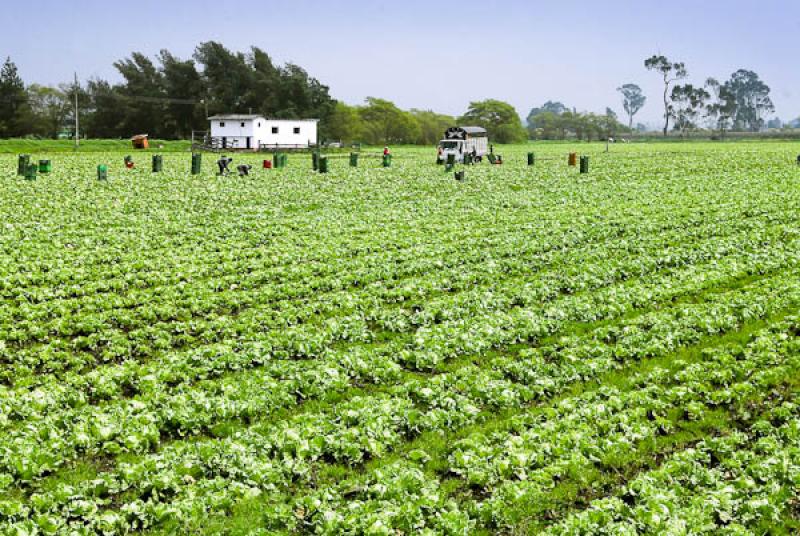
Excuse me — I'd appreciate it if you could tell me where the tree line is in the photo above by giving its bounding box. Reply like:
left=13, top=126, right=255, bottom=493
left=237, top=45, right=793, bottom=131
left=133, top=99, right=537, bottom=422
left=644, top=55, right=777, bottom=137
left=526, top=102, right=630, bottom=141
left=0, top=43, right=335, bottom=140
left=0, top=44, right=528, bottom=145
left=327, top=98, right=528, bottom=145
left=0, top=46, right=796, bottom=144
left=527, top=56, right=787, bottom=140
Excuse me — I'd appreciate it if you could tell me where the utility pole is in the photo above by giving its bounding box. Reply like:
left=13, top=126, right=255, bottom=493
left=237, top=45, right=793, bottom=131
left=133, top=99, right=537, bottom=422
left=74, top=72, right=80, bottom=149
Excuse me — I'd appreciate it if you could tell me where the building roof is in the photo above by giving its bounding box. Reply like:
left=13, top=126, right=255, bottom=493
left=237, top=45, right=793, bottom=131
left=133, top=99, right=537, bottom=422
left=208, top=114, right=319, bottom=122
left=208, top=114, right=264, bottom=121
left=444, top=126, right=488, bottom=140
left=460, top=126, right=487, bottom=135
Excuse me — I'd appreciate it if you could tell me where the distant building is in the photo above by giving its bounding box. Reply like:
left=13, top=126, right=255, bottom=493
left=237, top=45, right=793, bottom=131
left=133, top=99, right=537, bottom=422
left=208, top=115, right=318, bottom=150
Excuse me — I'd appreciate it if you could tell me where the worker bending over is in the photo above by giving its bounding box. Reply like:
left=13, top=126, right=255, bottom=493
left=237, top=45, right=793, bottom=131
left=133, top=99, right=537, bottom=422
left=217, top=156, right=233, bottom=175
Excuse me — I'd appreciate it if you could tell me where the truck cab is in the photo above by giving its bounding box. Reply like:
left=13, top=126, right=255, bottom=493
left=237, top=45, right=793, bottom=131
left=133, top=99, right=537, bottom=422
left=438, top=140, right=465, bottom=162
left=437, top=126, right=488, bottom=164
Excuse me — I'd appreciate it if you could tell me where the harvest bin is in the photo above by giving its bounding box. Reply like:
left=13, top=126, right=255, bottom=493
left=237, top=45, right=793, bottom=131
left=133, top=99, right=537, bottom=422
left=97, top=165, right=108, bottom=181
left=528, top=152, right=535, bottom=166
left=24, top=163, right=37, bottom=181
left=191, top=153, right=202, bottom=175
left=38, top=160, right=52, bottom=173
left=580, top=156, right=590, bottom=174
left=349, top=152, right=358, bottom=167
left=131, top=134, right=149, bottom=149
left=568, top=152, right=577, bottom=166
left=318, top=156, right=329, bottom=174
left=17, top=154, right=30, bottom=176
left=152, top=155, right=163, bottom=173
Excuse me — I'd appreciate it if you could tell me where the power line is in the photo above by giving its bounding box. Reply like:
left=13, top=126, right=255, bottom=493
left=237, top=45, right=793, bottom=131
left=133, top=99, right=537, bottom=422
left=110, top=94, right=197, bottom=105
left=0, top=93, right=198, bottom=105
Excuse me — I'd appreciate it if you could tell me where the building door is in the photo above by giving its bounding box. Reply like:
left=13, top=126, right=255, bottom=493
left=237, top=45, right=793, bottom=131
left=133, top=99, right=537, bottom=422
left=246, top=137, right=251, bottom=149
left=222, top=137, right=227, bottom=149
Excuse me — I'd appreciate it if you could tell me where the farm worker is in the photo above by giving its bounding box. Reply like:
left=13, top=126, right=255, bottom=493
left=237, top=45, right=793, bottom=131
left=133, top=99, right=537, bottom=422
left=124, top=155, right=134, bottom=169
left=237, top=164, right=252, bottom=177
left=217, top=156, right=233, bottom=175
left=383, top=146, right=390, bottom=156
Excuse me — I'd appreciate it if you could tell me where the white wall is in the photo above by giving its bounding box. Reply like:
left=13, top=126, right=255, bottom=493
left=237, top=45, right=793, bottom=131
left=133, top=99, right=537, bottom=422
left=257, top=120, right=318, bottom=148
left=210, top=118, right=261, bottom=149
left=210, top=118, right=318, bottom=148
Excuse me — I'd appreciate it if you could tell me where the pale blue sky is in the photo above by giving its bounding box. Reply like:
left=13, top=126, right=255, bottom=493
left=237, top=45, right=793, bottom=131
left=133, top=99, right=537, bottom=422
left=3, top=0, right=798, bottom=125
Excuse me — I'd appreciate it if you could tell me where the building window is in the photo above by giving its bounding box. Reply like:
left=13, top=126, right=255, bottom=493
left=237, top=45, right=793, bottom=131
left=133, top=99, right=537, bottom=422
left=293, top=127, right=301, bottom=134
left=272, top=127, right=279, bottom=134
left=240, top=122, right=245, bottom=127
left=220, top=122, right=225, bottom=127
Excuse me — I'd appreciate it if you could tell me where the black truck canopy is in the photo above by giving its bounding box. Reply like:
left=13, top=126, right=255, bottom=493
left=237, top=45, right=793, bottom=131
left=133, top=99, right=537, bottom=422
left=444, top=126, right=488, bottom=140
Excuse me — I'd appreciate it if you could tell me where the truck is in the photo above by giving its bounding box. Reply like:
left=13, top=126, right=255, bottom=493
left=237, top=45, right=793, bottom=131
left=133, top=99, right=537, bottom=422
left=437, top=126, right=488, bottom=164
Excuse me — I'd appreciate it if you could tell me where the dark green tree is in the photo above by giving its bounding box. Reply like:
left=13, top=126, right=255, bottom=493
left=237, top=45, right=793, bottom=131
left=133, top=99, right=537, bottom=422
left=529, top=111, right=567, bottom=140
left=83, top=79, right=124, bottom=138
left=359, top=97, right=420, bottom=144
left=0, top=57, right=30, bottom=137
left=669, top=84, right=710, bottom=135
left=159, top=50, right=205, bottom=138
left=192, top=43, right=336, bottom=137
left=705, top=78, right=737, bottom=139
left=244, top=47, right=282, bottom=117
left=723, top=70, right=774, bottom=132
left=325, top=101, right=362, bottom=143
left=460, top=99, right=527, bottom=143
left=409, top=109, right=456, bottom=145
left=526, top=101, right=568, bottom=134
left=274, top=64, right=335, bottom=129
left=194, top=41, right=253, bottom=114
left=617, top=83, right=646, bottom=128
left=114, top=52, right=166, bottom=136
left=26, top=84, right=71, bottom=138
left=645, top=55, right=688, bottom=136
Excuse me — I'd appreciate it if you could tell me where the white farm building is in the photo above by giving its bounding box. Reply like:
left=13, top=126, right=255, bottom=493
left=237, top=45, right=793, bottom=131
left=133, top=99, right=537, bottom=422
left=208, top=115, right=318, bottom=150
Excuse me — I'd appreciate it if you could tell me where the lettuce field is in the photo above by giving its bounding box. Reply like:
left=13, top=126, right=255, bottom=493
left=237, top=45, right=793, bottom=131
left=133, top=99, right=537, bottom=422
left=1, top=142, right=800, bottom=535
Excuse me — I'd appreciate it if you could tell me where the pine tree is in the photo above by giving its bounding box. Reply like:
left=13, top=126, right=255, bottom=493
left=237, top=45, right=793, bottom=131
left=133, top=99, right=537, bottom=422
left=0, top=57, right=29, bottom=137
